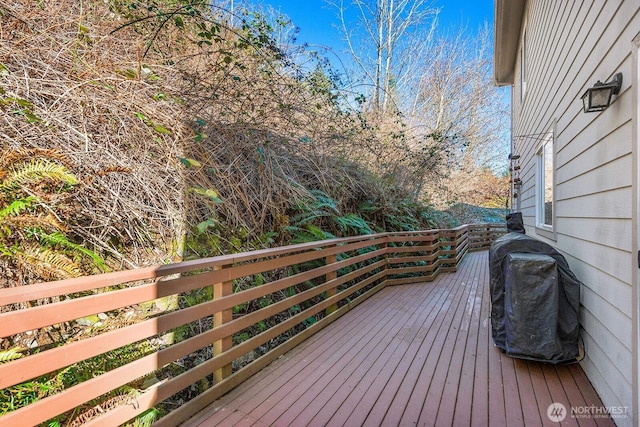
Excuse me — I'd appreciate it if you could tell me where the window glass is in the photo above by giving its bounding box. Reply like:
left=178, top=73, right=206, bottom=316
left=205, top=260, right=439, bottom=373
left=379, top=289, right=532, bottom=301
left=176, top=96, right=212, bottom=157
left=537, top=133, right=553, bottom=228
left=543, top=139, right=553, bottom=226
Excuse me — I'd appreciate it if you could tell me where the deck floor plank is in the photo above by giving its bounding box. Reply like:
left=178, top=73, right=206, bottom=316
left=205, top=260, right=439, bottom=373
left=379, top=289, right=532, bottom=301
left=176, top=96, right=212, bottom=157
left=471, top=253, right=491, bottom=427
left=452, top=254, right=484, bottom=427
left=186, top=251, right=616, bottom=427
left=387, top=272, right=468, bottom=425
left=418, top=256, right=480, bottom=425
left=249, top=287, right=410, bottom=425
left=358, top=273, right=461, bottom=426
left=501, top=352, right=525, bottom=425
left=376, top=273, right=463, bottom=424
left=513, top=358, right=543, bottom=426
left=541, top=363, right=580, bottom=427
left=555, top=366, right=598, bottom=427
left=318, top=274, right=453, bottom=426
left=568, top=364, right=616, bottom=427
left=431, top=253, right=482, bottom=426
left=272, top=285, right=428, bottom=426
left=527, top=361, right=554, bottom=424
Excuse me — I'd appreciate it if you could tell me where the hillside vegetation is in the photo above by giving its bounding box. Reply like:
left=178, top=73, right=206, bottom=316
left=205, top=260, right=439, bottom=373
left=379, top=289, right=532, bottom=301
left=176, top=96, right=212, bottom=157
left=0, top=0, right=508, bottom=285
left=0, top=1, right=509, bottom=423
left=0, top=0, right=514, bottom=293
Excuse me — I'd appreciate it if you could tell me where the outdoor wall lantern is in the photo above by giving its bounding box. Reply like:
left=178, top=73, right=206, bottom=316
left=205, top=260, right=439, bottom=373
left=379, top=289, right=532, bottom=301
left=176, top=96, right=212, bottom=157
left=581, top=72, right=623, bottom=113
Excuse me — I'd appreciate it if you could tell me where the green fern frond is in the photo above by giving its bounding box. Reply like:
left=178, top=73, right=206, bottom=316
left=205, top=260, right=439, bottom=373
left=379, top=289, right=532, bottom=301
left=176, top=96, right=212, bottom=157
left=334, top=213, right=373, bottom=235
left=284, top=224, right=335, bottom=244
left=0, top=196, right=36, bottom=219
left=289, top=190, right=341, bottom=227
left=36, top=231, right=106, bottom=271
left=1, top=159, right=78, bottom=190
left=17, top=247, right=82, bottom=279
left=306, top=224, right=335, bottom=240
left=309, top=190, right=340, bottom=214
left=0, top=348, right=25, bottom=364
left=288, top=211, right=331, bottom=227
left=0, top=148, right=73, bottom=171
left=4, top=214, right=67, bottom=234
left=358, top=200, right=380, bottom=214
left=0, top=243, right=13, bottom=256
left=131, top=408, right=160, bottom=427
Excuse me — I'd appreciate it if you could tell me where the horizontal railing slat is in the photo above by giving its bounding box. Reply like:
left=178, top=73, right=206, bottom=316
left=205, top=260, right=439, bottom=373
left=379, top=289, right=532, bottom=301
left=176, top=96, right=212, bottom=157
left=387, top=253, right=439, bottom=264
left=387, top=244, right=439, bottom=253
left=386, top=233, right=440, bottom=243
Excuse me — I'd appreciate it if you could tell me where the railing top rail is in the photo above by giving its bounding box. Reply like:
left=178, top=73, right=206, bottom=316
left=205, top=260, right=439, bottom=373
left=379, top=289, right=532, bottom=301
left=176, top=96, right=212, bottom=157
left=0, top=226, right=505, bottom=305
left=468, top=223, right=507, bottom=228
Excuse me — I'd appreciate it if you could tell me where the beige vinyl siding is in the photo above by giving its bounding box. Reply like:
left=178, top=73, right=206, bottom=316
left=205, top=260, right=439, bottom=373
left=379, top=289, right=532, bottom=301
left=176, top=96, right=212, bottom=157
left=510, top=1, right=638, bottom=424
left=556, top=121, right=632, bottom=184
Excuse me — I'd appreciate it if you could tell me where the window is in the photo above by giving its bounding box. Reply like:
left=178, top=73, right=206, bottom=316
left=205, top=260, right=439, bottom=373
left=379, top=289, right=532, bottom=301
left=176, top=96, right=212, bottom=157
left=520, top=28, right=527, bottom=101
left=536, top=133, right=554, bottom=228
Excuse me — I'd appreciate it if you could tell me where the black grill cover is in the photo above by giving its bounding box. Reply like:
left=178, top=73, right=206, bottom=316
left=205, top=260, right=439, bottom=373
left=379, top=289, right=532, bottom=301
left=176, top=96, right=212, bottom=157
left=489, top=233, right=581, bottom=363
left=506, top=212, right=525, bottom=234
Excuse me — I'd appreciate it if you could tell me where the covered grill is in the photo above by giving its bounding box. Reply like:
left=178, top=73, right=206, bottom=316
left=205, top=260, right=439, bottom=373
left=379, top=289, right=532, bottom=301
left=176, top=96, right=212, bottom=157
left=489, top=233, right=581, bottom=363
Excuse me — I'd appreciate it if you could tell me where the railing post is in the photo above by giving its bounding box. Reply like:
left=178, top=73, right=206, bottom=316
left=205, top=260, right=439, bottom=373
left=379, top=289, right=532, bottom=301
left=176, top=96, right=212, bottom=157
left=214, top=264, right=233, bottom=382
left=325, top=253, right=338, bottom=315
left=381, top=237, right=388, bottom=279
left=483, top=225, right=491, bottom=249
left=454, top=225, right=469, bottom=268
left=469, top=224, right=477, bottom=250
left=450, top=229, right=459, bottom=269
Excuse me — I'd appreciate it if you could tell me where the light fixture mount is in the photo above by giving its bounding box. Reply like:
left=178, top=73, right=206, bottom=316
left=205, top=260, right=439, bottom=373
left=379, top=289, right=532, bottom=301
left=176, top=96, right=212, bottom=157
left=581, top=72, right=623, bottom=113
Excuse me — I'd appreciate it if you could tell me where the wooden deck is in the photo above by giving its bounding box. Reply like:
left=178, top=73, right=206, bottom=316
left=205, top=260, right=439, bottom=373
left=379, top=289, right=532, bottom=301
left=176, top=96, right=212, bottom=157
left=184, top=251, right=615, bottom=427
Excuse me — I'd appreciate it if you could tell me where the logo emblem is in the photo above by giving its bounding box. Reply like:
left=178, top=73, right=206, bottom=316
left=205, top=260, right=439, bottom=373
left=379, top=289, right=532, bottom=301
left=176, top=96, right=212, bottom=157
left=547, top=402, right=567, bottom=422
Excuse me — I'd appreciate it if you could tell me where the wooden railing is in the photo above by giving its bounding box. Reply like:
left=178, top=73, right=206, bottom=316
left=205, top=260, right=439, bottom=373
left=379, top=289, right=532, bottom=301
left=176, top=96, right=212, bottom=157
left=0, top=223, right=505, bottom=426
left=468, top=223, right=510, bottom=251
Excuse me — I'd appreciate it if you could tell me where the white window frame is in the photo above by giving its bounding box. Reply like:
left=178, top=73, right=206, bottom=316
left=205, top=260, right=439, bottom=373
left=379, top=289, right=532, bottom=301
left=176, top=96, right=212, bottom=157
left=520, top=26, right=527, bottom=102
left=536, top=131, right=554, bottom=230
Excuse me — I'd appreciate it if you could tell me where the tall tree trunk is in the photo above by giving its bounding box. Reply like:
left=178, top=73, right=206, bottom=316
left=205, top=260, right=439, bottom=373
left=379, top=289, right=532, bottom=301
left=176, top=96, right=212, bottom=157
left=374, top=0, right=385, bottom=110
left=382, top=0, right=394, bottom=113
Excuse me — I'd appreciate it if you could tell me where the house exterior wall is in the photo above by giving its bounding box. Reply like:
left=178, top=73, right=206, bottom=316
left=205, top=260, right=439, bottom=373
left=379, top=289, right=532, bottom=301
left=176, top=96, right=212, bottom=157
left=506, top=1, right=639, bottom=425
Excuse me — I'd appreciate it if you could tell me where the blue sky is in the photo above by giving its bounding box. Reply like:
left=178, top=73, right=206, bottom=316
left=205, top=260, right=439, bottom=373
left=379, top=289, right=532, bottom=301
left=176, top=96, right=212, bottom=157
left=250, top=0, right=494, bottom=51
